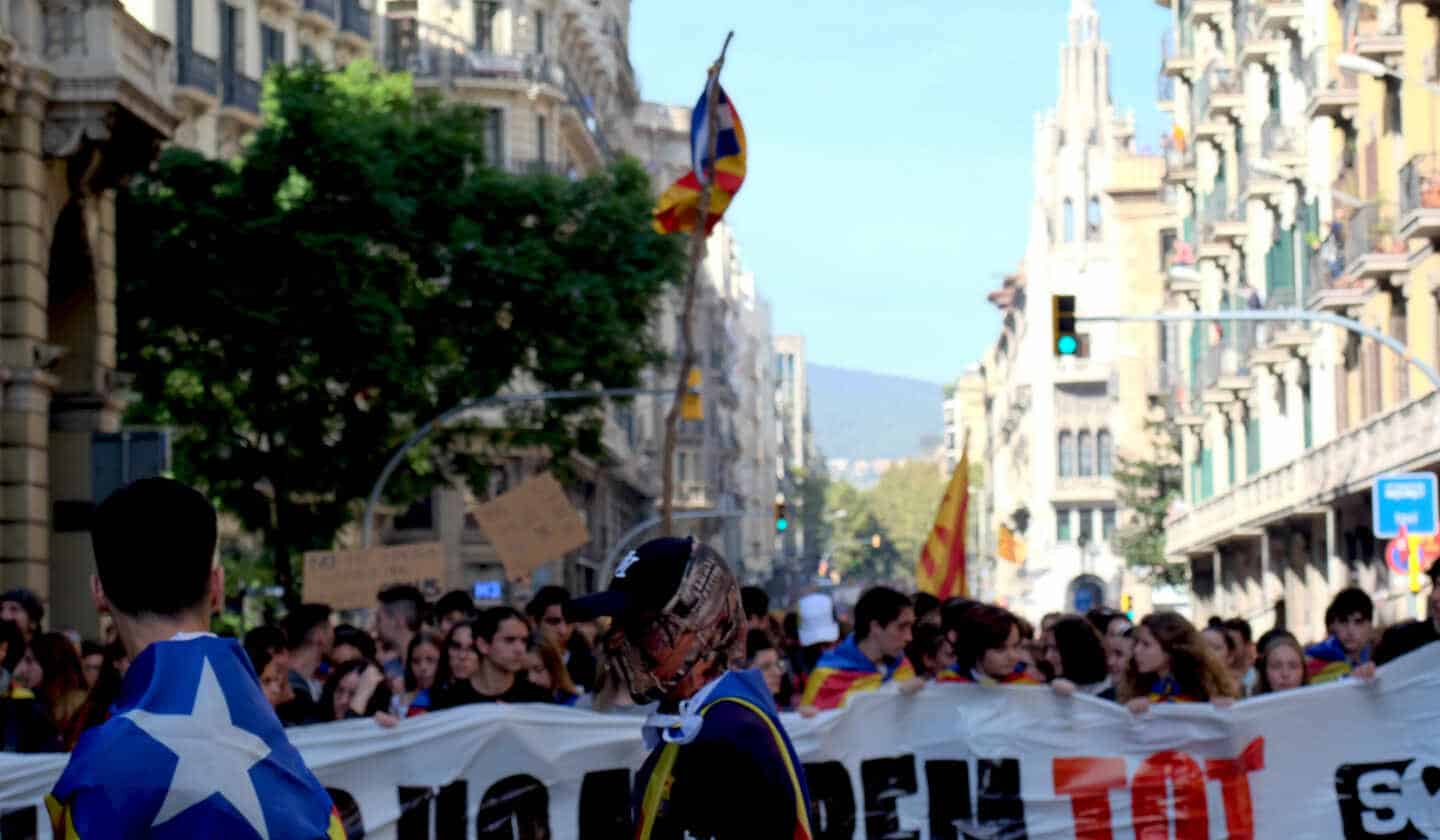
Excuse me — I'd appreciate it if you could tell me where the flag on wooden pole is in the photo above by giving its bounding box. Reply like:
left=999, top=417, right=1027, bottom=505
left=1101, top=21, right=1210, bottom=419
left=918, top=432, right=969, bottom=599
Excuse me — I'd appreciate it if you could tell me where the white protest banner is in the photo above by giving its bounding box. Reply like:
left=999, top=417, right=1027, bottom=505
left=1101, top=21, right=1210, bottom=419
left=3, top=644, right=1439, bottom=839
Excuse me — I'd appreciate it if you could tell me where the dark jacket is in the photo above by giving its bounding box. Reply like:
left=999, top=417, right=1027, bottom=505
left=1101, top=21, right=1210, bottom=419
left=0, top=686, right=61, bottom=753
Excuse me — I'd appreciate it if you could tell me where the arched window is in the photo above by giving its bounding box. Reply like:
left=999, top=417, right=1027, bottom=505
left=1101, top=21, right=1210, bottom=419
left=1058, top=432, right=1075, bottom=477
left=1097, top=430, right=1113, bottom=476
left=1078, top=431, right=1095, bottom=476
left=1063, top=199, right=1075, bottom=242
left=1087, top=196, right=1102, bottom=240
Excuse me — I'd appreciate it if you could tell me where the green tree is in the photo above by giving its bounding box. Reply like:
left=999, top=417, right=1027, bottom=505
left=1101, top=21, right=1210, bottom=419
left=822, top=461, right=949, bottom=587
left=1114, top=417, right=1187, bottom=587
left=118, top=62, right=683, bottom=598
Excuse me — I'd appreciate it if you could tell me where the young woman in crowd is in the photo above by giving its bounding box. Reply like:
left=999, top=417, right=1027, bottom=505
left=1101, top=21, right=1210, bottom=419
left=321, top=659, right=393, bottom=721
left=939, top=604, right=1040, bottom=685
left=1120, top=612, right=1238, bottom=713
left=525, top=638, right=581, bottom=706
left=1042, top=615, right=1112, bottom=697
left=435, top=620, right=480, bottom=696
left=15, top=632, right=90, bottom=748
left=331, top=624, right=377, bottom=667
left=905, top=622, right=956, bottom=680
left=243, top=625, right=294, bottom=711
left=398, top=631, right=443, bottom=717
left=745, top=629, right=790, bottom=709
left=1253, top=630, right=1308, bottom=695
left=78, top=641, right=103, bottom=691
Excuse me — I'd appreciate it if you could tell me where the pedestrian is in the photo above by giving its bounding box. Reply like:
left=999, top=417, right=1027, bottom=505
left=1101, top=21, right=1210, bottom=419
left=375, top=584, right=423, bottom=682
left=745, top=629, right=790, bottom=709
left=243, top=625, right=295, bottom=711
left=576, top=537, right=812, bottom=840
left=1120, top=612, right=1238, bottom=712
left=525, top=637, right=581, bottom=706
left=433, top=589, right=476, bottom=638
left=1306, top=588, right=1377, bottom=683
left=330, top=623, right=377, bottom=666
left=940, top=604, right=1041, bottom=685
left=0, top=587, right=43, bottom=641
left=1373, top=619, right=1438, bottom=666
left=320, top=658, right=392, bottom=721
left=800, top=586, right=919, bottom=712
left=20, top=631, right=90, bottom=749
left=45, top=477, right=344, bottom=838
left=1222, top=617, right=1258, bottom=695
left=1042, top=615, right=1112, bottom=697
left=912, top=592, right=942, bottom=627
left=794, top=591, right=841, bottom=678
left=741, top=586, right=771, bottom=633
left=0, top=619, right=60, bottom=752
left=398, top=630, right=443, bottom=716
left=278, top=603, right=332, bottom=725
left=79, top=641, right=104, bottom=691
left=526, top=585, right=600, bottom=693
left=431, top=608, right=549, bottom=707
left=905, top=622, right=956, bottom=680
left=435, top=619, right=480, bottom=695
left=1253, top=631, right=1307, bottom=695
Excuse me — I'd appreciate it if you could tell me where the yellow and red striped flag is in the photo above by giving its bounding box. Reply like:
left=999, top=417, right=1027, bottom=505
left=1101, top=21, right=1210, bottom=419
left=652, top=83, right=747, bottom=235
left=918, top=432, right=969, bottom=599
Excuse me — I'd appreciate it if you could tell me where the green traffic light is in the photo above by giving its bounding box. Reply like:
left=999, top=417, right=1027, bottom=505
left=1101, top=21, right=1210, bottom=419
left=1057, top=335, right=1078, bottom=355
left=776, top=518, right=789, bottom=532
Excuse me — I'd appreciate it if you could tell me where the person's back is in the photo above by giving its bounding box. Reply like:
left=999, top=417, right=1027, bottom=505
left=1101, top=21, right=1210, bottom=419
left=46, top=477, right=344, bottom=839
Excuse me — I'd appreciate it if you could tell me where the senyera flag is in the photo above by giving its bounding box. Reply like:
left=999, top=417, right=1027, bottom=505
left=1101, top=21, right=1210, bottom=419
left=652, top=81, right=747, bottom=235
left=918, top=431, right=969, bottom=599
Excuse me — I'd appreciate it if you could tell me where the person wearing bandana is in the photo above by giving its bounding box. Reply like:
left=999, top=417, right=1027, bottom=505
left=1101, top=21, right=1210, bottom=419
left=575, top=537, right=812, bottom=840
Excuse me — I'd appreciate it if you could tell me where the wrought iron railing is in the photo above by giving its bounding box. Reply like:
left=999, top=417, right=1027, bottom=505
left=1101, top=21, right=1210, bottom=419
left=340, top=0, right=370, bottom=38
left=177, top=50, right=218, bottom=94
left=222, top=73, right=261, bottom=113
left=1400, top=154, right=1440, bottom=218
left=1342, top=202, right=1399, bottom=269
left=1261, top=110, right=1299, bottom=158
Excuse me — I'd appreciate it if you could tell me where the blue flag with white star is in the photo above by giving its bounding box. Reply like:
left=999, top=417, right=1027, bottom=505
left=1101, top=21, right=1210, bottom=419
left=46, top=635, right=345, bottom=840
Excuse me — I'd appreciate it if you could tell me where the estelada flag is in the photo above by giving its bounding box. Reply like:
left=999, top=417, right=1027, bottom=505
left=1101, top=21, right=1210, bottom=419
left=918, top=432, right=969, bottom=599
left=652, top=82, right=747, bottom=235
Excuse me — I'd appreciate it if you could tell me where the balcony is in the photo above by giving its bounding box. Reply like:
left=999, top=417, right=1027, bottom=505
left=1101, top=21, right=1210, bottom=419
left=1306, top=243, right=1372, bottom=312
left=1167, top=389, right=1440, bottom=557
left=1399, top=154, right=1440, bottom=242
left=219, top=72, right=262, bottom=134
left=1355, top=23, right=1404, bottom=62
left=174, top=50, right=219, bottom=116
left=675, top=482, right=716, bottom=510
left=1201, top=320, right=1256, bottom=395
left=388, top=22, right=566, bottom=90
left=1305, top=50, right=1359, bottom=119
left=1163, top=145, right=1197, bottom=186
left=1207, top=67, right=1244, bottom=118
left=298, top=0, right=337, bottom=36
left=338, top=0, right=372, bottom=47
left=1053, top=356, right=1111, bottom=386
left=1054, top=475, right=1116, bottom=505
left=1161, top=28, right=1195, bottom=79
left=1186, top=0, right=1232, bottom=29
left=1158, top=71, right=1175, bottom=109
left=1342, top=202, right=1408, bottom=280
left=1259, top=111, right=1303, bottom=168
left=259, top=0, right=299, bottom=15
left=1257, top=0, right=1304, bottom=35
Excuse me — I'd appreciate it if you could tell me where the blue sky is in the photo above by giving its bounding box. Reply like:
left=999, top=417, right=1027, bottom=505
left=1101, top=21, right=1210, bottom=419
left=629, top=1, right=1171, bottom=384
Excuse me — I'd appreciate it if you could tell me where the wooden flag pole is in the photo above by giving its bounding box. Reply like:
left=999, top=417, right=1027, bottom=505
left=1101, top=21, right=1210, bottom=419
left=660, top=31, right=734, bottom=538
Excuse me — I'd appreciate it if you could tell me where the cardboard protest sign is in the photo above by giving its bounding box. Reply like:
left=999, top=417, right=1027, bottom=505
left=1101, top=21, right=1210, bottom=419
left=301, top=542, right=446, bottom=610
left=472, top=472, right=590, bottom=581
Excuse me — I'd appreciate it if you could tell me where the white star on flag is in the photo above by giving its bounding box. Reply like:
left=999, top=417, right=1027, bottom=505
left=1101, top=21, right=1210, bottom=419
left=123, top=656, right=274, bottom=839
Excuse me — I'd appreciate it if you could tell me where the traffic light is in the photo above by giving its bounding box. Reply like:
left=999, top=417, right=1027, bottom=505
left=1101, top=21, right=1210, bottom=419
left=774, top=500, right=789, bottom=533
left=1052, top=294, right=1078, bottom=356
left=680, top=367, right=703, bottom=421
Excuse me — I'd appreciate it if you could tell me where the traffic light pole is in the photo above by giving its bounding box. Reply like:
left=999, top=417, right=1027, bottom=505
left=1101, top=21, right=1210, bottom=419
left=1075, top=309, right=1440, bottom=391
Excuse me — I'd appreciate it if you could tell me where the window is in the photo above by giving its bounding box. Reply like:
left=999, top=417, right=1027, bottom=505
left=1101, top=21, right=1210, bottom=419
left=1097, top=430, right=1113, bottom=476
left=219, top=2, right=240, bottom=83
left=1384, top=77, right=1403, bottom=136
left=1058, top=432, right=1075, bottom=477
left=1078, top=431, right=1095, bottom=477
left=394, top=495, right=434, bottom=530
left=1225, top=425, right=1235, bottom=486
left=475, top=0, right=500, bottom=52
left=261, top=24, right=285, bottom=72
left=484, top=107, right=504, bottom=167
left=1159, top=228, right=1177, bottom=271
left=1102, top=509, right=1116, bottom=540
left=177, top=0, right=194, bottom=51
left=1063, top=199, right=1075, bottom=242
left=1057, top=509, right=1072, bottom=543
left=300, top=44, right=318, bottom=65
left=1086, top=196, right=1102, bottom=241
left=536, top=115, right=547, bottom=164
left=534, top=9, right=544, bottom=53
left=1391, top=288, right=1408, bottom=402
left=1079, top=508, right=1094, bottom=544
left=1246, top=416, right=1260, bottom=476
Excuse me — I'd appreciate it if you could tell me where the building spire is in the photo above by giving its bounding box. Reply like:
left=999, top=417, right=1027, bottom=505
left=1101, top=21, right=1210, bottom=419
left=1069, top=0, right=1099, bottom=43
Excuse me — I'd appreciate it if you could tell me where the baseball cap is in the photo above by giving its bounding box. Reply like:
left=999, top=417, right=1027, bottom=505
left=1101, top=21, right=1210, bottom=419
left=572, top=537, right=694, bottom=623
left=797, top=592, right=839, bottom=647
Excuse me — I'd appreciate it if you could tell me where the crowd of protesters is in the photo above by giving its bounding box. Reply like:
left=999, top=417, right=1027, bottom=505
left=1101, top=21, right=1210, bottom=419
left=1, top=556, right=1437, bottom=752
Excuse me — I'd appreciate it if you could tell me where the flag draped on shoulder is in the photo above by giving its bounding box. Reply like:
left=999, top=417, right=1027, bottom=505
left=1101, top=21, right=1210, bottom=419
left=46, top=635, right=345, bottom=840
left=800, top=636, right=914, bottom=711
left=652, top=80, right=747, bottom=235
left=918, top=432, right=970, bottom=600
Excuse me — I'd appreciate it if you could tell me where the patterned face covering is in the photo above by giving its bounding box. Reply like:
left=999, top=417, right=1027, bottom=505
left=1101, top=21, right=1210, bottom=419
left=602, top=543, right=746, bottom=704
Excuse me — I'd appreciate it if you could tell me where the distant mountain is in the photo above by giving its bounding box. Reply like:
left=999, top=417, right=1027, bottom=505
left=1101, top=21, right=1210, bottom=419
left=808, top=364, right=945, bottom=464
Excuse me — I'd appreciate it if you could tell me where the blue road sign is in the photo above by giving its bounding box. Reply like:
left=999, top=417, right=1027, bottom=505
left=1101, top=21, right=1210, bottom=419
left=1372, top=473, right=1439, bottom=538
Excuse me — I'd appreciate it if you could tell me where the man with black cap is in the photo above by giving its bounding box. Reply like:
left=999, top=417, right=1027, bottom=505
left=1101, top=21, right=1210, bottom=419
left=575, top=537, right=812, bottom=840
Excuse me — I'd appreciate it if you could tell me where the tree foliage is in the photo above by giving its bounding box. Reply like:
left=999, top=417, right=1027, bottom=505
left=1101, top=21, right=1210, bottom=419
left=1114, top=416, right=1187, bottom=587
left=823, top=461, right=950, bottom=586
left=117, top=62, right=683, bottom=597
